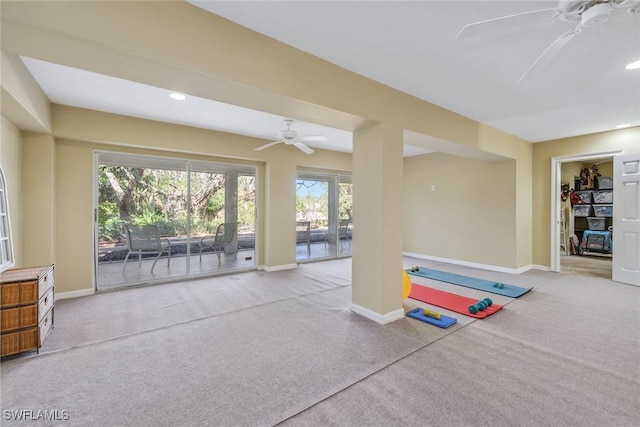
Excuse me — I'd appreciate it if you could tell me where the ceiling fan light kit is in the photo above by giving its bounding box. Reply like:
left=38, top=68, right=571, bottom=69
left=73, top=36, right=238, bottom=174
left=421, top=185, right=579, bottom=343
left=580, top=3, right=611, bottom=25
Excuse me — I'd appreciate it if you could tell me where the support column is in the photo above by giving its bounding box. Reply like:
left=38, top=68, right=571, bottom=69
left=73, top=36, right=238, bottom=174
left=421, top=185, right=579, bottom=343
left=351, top=123, right=404, bottom=324
left=262, top=156, right=297, bottom=270
left=22, top=132, right=55, bottom=266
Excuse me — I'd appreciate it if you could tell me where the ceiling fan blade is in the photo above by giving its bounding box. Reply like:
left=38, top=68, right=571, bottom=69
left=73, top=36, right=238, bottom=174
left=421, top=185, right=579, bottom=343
left=613, top=0, right=640, bottom=8
left=254, top=140, right=284, bottom=151
left=457, top=7, right=558, bottom=39
left=293, top=142, right=315, bottom=155
left=298, top=135, right=327, bottom=142
left=517, top=25, right=581, bottom=84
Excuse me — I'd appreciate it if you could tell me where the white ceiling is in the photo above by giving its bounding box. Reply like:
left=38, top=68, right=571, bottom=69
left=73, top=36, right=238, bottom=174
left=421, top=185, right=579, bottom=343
left=20, top=0, right=640, bottom=159
left=191, top=0, right=640, bottom=142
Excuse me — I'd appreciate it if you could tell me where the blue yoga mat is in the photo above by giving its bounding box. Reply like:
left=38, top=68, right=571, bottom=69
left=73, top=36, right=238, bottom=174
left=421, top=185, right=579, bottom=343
left=407, top=267, right=532, bottom=298
left=406, top=308, right=457, bottom=328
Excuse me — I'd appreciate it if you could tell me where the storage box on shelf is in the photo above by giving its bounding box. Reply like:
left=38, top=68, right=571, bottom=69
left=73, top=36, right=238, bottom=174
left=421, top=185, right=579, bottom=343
left=587, top=217, right=606, bottom=231
left=594, top=204, right=613, bottom=217
left=575, top=191, right=592, bottom=204
left=596, top=176, right=613, bottom=190
left=592, top=190, right=613, bottom=204
left=0, top=265, right=55, bottom=357
left=573, top=204, right=592, bottom=217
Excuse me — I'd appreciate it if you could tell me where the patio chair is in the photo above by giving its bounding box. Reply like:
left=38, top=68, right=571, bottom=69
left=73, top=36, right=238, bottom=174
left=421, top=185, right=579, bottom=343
left=338, top=218, right=351, bottom=250
left=296, top=221, right=311, bottom=256
left=122, top=224, right=172, bottom=274
left=199, top=222, right=238, bottom=265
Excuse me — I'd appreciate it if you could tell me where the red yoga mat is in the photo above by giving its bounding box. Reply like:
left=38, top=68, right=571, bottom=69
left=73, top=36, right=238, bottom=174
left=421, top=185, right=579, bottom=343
left=409, top=283, right=503, bottom=319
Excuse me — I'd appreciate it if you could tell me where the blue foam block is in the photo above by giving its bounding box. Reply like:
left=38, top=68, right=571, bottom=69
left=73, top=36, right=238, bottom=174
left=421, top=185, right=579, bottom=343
left=407, top=267, right=532, bottom=298
left=406, top=308, right=457, bottom=328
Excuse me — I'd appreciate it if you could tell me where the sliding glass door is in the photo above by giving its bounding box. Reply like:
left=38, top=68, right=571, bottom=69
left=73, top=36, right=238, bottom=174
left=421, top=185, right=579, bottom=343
left=188, top=162, right=256, bottom=276
left=96, top=152, right=256, bottom=291
left=296, top=172, right=352, bottom=262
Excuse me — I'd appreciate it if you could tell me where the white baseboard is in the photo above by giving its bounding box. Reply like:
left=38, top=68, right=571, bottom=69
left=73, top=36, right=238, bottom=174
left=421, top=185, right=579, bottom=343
left=56, top=288, right=95, bottom=300
left=531, top=264, right=551, bottom=272
left=350, top=304, right=404, bottom=325
left=257, top=263, right=298, bottom=272
left=403, top=252, right=533, bottom=275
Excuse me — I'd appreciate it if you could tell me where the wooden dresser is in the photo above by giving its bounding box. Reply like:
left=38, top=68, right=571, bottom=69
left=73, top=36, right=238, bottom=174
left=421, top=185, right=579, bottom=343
left=0, top=265, right=55, bottom=357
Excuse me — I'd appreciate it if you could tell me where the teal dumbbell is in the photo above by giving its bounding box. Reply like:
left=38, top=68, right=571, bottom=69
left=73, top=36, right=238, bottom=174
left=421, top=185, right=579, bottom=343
left=469, top=301, right=484, bottom=313
left=469, top=299, right=493, bottom=314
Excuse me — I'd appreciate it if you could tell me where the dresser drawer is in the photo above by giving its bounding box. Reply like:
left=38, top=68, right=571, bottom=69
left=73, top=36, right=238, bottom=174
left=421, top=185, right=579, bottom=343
left=1, top=327, right=39, bottom=357
left=0, top=281, right=38, bottom=308
left=1, top=304, right=38, bottom=332
left=38, top=267, right=55, bottom=298
left=38, top=288, right=54, bottom=323
left=39, top=307, right=54, bottom=346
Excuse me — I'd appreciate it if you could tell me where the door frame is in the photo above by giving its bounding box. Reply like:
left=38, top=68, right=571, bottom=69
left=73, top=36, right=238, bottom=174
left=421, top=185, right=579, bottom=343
left=550, top=150, right=623, bottom=272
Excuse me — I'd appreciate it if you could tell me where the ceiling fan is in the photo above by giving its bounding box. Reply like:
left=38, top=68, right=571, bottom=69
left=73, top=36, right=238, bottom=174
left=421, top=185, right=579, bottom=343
left=254, top=119, right=327, bottom=155
left=457, top=0, right=640, bottom=84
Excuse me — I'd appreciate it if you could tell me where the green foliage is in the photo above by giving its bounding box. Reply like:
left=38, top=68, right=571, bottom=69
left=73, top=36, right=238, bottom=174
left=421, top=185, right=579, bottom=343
left=98, top=164, right=256, bottom=241
left=98, top=201, right=124, bottom=241
left=339, top=182, right=353, bottom=219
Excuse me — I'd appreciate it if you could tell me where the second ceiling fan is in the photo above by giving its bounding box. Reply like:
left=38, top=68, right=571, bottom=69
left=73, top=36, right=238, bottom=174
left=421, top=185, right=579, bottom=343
left=457, top=0, right=640, bottom=84
left=255, top=119, right=327, bottom=155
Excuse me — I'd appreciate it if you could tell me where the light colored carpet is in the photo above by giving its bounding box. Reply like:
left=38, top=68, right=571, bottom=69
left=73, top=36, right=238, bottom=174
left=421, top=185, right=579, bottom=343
left=1, top=257, right=638, bottom=426
left=561, top=253, right=612, bottom=279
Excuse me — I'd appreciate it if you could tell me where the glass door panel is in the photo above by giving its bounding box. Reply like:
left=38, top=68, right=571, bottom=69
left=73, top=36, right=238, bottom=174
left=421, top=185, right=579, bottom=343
left=296, top=177, right=335, bottom=261
left=188, top=162, right=256, bottom=276
left=337, top=178, right=353, bottom=257
left=96, top=157, right=187, bottom=290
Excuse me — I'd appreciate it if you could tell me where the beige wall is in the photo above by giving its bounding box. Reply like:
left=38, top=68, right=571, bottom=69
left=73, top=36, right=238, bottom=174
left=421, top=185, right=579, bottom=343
left=0, top=116, right=23, bottom=266
left=54, top=140, right=94, bottom=293
left=532, top=127, right=640, bottom=267
left=404, top=153, right=517, bottom=268
left=22, top=132, right=55, bottom=267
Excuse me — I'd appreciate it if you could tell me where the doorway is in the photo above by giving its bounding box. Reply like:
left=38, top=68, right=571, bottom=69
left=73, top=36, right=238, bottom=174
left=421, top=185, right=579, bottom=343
left=550, top=150, right=622, bottom=277
left=296, top=171, right=352, bottom=262
left=559, top=158, right=614, bottom=279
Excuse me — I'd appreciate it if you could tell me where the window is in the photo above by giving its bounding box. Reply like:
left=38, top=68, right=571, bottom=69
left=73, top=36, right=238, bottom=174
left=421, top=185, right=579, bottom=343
left=0, top=166, right=15, bottom=273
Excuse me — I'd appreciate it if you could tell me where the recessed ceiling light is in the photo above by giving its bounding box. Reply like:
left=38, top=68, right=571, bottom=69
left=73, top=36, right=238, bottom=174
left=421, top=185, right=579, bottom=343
left=625, top=59, right=640, bottom=70
left=169, top=92, right=186, bottom=101
left=615, top=123, right=631, bottom=129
